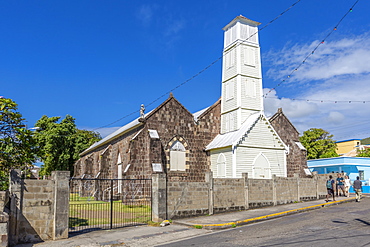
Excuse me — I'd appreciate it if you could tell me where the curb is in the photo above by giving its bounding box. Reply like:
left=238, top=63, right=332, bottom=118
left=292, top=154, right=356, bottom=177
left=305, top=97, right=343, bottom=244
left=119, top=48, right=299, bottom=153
left=176, top=197, right=356, bottom=230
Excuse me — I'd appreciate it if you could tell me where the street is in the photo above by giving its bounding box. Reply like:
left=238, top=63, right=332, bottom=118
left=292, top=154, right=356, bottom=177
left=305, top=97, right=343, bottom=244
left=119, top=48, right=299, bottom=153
left=159, top=197, right=370, bottom=247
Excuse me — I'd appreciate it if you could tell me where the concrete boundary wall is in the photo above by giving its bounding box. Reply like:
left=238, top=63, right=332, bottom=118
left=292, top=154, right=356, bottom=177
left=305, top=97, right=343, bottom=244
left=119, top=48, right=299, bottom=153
left=155, top=172, right=328, bottom=220
left=5, top=170, right=70, bottom=246
left=0, top=191, right=9, bottom=247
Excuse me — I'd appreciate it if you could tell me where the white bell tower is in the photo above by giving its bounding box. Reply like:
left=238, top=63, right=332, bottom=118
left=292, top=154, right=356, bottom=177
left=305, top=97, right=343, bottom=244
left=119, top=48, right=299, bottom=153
left=221, top=16, right=263, bottom=134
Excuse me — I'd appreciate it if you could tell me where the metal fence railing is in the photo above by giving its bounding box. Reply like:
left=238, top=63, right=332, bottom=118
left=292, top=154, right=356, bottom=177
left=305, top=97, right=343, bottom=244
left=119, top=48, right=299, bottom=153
left=69, top=178, right=152, bottom=233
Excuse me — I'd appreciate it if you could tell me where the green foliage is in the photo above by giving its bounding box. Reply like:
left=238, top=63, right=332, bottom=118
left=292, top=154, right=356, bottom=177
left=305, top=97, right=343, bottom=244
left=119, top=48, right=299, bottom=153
left=0, top=170, right=9, bottom=191
left=194, top=225, right=203, bottom=229
left=0, top=98, right=37, bottom=187
left=33, top=115, right=101, bottom=176
left=299, top=128, right=338, bottom=160
left=357, top=148, right=370, bottom=157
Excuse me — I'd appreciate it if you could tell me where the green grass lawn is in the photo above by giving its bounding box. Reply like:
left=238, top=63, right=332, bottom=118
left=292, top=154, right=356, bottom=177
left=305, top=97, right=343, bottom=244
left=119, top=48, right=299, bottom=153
left=69, top=193, right=151, bottom=228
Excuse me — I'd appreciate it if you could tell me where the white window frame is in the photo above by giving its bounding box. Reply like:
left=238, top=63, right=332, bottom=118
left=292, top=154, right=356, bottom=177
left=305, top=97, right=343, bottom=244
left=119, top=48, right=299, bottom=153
left=170, top=141, right=186, bottom=171
left=217, top=153, right=226, bottom=177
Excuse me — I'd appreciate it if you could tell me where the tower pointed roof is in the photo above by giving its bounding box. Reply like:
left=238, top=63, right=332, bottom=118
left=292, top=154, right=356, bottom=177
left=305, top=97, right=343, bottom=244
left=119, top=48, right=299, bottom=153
left=223, top=15, right=261, bottom=31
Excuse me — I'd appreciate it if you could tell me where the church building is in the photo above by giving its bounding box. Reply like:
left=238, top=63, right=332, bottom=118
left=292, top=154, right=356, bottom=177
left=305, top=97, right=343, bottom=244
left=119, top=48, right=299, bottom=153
left=74, top=16, right=307, bottom=181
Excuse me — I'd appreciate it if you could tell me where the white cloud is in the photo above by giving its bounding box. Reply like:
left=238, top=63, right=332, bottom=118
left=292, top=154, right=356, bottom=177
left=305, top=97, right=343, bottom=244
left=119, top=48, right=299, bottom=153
left=265, top=33, right=370, bottom=82
left=263, top=33, right=370, bottom=140
left=137, top=4, right=157, bottom=26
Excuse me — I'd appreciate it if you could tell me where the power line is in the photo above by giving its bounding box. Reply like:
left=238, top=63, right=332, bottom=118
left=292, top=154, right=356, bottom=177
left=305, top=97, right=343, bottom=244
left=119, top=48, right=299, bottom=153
left=93, top=0, right=304, bottom=131
left=264, top=0, right=361, bottom=97
left=265, top=96, right=370, bottom=104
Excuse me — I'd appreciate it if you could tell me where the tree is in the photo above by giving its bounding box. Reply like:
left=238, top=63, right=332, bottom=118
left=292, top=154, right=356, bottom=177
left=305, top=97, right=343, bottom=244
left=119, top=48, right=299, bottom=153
left=299, top=128, right=338, bottom=160
left=357, top=148, right=370, bottom=157
left=0, top=98, right=37, bottom=189
left=33, top=115, right=101, bottom=176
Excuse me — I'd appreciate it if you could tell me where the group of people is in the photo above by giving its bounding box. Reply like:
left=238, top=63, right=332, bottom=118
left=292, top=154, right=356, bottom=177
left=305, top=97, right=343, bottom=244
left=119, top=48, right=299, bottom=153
left=326, top=173, right=363, bottom=202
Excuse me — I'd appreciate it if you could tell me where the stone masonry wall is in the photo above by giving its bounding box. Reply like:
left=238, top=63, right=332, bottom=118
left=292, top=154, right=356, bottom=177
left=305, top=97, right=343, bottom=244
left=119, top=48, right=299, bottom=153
left=269, top=109, right=308, bottom=178
left=76, top=95, right=222, bottom=184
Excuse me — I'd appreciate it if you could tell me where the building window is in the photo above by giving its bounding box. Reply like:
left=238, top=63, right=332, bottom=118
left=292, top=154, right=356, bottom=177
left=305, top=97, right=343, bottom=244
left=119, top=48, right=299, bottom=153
left=217, top=154, right=226, bottom=177
left=245, top=79, right=256, bottom=98
left=225, top=80, right=234, bottom=101
left=243, top=47, right=256, bottom=67
left=225, top=49, right=235, bottom=69
left=359, top=170, right=364, bottom=180
left=170, top=141, right=186, bottom=171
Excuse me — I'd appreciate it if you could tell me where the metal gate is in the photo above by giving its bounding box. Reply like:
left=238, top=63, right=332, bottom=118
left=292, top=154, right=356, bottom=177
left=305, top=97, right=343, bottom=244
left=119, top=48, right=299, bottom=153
left=69, top=177, right=152, bottom=233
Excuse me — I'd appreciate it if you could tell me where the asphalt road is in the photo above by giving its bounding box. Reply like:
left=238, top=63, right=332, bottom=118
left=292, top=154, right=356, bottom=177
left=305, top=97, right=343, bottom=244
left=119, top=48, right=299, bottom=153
left=159, top=197, right=370, bottom=247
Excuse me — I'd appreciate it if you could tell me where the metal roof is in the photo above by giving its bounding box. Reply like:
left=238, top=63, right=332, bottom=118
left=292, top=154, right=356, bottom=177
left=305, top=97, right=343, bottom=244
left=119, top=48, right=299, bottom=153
left=205, top=112, right=260, bottom=151
left=307, top=157, right=370, bottom=168
left=80, top=106, right=211, bottom=156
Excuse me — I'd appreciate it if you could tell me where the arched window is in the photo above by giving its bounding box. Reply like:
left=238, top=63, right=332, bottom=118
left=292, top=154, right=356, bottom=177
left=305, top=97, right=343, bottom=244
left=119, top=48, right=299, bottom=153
left=252, top=153, right=271, bottom=179
left=170, top=141, right=186, bottom=171
left=216, top=153, right=226, bottom=177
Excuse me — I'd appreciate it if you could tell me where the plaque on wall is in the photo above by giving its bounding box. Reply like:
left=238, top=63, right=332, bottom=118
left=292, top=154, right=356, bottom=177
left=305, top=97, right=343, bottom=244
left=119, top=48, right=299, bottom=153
left=304, top=168, right=312, bottom=176
left=152, top=163, right=163, bottom=172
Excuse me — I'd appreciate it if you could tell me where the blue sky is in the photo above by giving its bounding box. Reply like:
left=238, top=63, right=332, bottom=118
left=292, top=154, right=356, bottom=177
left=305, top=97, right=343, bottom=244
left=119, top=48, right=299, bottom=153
left=2, top=0, right=370, bottom=141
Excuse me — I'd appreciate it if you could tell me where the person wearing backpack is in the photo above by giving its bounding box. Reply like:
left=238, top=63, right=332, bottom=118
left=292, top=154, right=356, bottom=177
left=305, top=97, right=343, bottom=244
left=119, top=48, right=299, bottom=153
left=326, top=175, right=335, bottom=202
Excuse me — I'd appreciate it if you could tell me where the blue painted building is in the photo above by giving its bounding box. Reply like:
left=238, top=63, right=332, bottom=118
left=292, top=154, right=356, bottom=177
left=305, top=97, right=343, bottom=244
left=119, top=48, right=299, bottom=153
left=307, top=157, right=370, bottom=186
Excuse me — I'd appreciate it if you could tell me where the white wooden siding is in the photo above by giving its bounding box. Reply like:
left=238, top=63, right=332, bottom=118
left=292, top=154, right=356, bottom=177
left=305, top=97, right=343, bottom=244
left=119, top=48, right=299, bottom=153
left=241, top=118, right=283, bottom=148
left=210, top=147, right=233, bottom=178
left=241, top=45, right=261, bottom=78
left=233, top=118, right=286, bottom=178
left=235, top=147, right=286, bottom=178
left=222, top=78, right=237, bottom=113
left=241, top=77, right=262, bottom=111
left=222, top=45, right=238, bottom=81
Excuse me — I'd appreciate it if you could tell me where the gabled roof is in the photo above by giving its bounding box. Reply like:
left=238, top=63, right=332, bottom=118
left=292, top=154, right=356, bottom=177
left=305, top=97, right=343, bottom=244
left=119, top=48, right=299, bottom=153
left=205, top=112, right=261, bottom=151
left=80, top=113, right=147, bottom=156
left=192, top=98, right=221, bottom=122
left=269, top=108, right=299, bottom=135
left=80, top=94, right=217, bottom=156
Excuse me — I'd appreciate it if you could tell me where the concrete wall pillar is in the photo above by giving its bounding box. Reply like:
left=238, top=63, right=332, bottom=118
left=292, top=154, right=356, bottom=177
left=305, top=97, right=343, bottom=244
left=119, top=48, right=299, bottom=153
left=52, top=171, right=70, bottom=240
left=272, top=175, right=277, bottom=206
left=8, top=169, right=22, bottom=246
left=152, top=173, right=167, bottom=222
left=294, top=173, right=300, bottom=202
left=0, top=191, right=9, bottom=247
left=242, top=173, right=249, bottom=210
left=205, top=172, right=213, bottom=215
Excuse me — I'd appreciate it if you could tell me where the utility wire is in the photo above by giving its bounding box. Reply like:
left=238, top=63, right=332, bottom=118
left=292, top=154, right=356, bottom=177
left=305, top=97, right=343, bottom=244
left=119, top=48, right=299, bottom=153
left=264, top=0, right=361, bottom=97
left=93, top=0, right=303, bottom=131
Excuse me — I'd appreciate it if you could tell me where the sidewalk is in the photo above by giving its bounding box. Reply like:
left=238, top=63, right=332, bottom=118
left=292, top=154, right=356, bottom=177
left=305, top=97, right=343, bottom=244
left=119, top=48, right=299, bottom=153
left=175, top=196, right=356, bottom=230
left=15, top=196, right=357, bottom=247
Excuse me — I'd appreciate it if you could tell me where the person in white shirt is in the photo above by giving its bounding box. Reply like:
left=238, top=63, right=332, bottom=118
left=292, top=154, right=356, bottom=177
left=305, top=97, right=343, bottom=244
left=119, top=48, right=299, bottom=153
left=344, top=175, right=351, bottom=197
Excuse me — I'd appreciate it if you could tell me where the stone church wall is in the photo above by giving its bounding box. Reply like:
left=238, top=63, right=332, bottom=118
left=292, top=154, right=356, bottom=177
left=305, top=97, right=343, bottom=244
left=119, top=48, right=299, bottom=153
left=76, top=96, right=221, bottom=183
left=269, top=109, right=308, bottom=178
